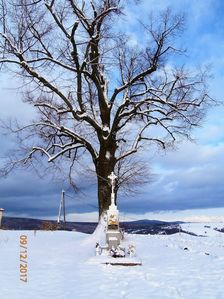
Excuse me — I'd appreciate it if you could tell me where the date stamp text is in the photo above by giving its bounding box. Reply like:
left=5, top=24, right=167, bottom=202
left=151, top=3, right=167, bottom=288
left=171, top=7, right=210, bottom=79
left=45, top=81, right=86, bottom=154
left=19, top=235, right=28, bottom=282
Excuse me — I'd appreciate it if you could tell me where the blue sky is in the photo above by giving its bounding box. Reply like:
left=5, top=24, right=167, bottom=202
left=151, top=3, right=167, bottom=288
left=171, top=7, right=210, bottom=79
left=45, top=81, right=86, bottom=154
left=0, top=0, right=224, bottom=222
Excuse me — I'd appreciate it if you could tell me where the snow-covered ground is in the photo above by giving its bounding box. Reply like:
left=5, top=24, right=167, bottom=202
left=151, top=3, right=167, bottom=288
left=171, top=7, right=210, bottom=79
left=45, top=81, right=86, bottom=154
left=1, top=222, right=224, bottom=299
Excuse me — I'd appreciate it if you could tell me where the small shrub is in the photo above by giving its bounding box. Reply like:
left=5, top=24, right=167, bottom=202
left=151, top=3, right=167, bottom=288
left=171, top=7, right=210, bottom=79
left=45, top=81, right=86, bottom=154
left=40, top=221, right=59, bottom=231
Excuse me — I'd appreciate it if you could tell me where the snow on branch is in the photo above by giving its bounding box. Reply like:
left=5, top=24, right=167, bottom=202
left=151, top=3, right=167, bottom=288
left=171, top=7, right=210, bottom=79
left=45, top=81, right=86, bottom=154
left=0, top=2, right=214, bottom=205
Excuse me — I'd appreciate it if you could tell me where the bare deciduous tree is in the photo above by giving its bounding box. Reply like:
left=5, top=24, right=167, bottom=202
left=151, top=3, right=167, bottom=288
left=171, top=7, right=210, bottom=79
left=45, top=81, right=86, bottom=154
left=0, top=0, right=212, bottom=216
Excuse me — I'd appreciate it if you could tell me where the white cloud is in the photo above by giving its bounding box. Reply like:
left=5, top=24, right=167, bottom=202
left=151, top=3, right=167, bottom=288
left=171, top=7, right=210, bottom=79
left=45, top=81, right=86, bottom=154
left=154, top=140, right=224, bottom=171
left=124, top=207, right=224, bottom=223
left=66, top=212, right=98, bottom=222
left=0, top=75, right=35, bottom=121
left=66, top=207, right=224, bottom=223
left=1, top=1, right=224, bottom=218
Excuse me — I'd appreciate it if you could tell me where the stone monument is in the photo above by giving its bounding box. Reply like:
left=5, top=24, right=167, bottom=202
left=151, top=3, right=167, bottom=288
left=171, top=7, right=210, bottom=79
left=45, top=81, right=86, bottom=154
left=93, top=172, right=142, bottom=265
left=106, top=172, right=122, bottom=250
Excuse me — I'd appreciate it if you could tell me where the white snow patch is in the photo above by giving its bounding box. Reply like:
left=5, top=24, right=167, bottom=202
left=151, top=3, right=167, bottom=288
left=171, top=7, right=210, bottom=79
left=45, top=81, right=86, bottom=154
left=78, top=112, right=87, bottom=118
left=102, top=125, right=110, bottom=133
left=181, top=222, right=224, bottom=237
left=1, top=222, right=224, bottom=298
left=85, top=213, right=107, bottom=245
left=105, top=151, right=110, bottom=160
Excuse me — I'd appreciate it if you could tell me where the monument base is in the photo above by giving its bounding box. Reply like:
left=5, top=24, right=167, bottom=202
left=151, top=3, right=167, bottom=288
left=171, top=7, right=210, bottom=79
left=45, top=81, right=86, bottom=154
left=88, top=255, right=142, bottom=266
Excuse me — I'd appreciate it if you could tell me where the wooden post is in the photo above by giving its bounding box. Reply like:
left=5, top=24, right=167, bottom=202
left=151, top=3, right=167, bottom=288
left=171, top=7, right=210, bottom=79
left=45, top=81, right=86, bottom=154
left=0, top=208, right=4, bottom=228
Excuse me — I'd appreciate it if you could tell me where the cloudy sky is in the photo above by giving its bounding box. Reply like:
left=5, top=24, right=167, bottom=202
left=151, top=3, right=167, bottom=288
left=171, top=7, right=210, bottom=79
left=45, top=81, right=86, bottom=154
left=0, top=0, right=224, bottom=222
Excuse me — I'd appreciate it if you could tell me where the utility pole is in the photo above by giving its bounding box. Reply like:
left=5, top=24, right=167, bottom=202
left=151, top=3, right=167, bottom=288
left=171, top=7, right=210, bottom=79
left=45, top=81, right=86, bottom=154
left=57, top=190, right=66, bottom=227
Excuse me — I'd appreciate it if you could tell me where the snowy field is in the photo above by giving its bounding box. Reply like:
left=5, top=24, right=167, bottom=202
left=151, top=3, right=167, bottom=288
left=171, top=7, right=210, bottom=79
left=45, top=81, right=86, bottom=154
left=1, top=222, right=224, bottom=299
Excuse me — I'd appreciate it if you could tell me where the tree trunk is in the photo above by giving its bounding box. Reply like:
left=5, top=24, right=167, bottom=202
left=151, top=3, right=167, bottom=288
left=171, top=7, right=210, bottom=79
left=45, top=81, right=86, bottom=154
left=95, top=149, right=117, bottom=217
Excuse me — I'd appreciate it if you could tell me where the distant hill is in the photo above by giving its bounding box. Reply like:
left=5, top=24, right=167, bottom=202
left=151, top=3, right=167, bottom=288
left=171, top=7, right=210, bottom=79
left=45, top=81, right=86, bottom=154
left=122, top=219, right=184, bottom=225
left=2, top=216, right=96, bottom=234
left=1, top=216, right=184, bottom=235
